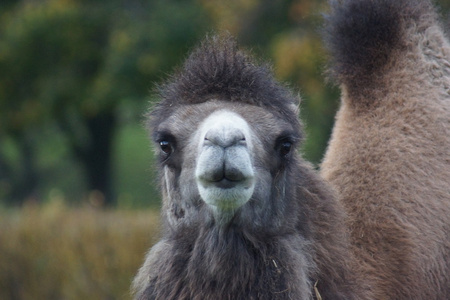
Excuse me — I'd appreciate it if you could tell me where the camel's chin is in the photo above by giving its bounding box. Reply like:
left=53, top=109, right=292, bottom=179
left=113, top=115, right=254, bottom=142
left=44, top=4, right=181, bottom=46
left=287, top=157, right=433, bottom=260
left=197, top=181, right=255, bottom=213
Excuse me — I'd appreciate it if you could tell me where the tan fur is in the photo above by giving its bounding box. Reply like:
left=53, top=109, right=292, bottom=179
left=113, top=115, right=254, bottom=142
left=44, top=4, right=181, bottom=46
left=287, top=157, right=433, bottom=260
left=321, top=1, right=450, bottom=299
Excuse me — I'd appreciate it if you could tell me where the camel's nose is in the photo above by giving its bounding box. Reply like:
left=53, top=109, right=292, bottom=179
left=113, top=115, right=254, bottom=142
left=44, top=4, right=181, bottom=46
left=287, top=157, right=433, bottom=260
left=195, top=110, right=256, bottom=213
left=200, top=127, right=249, bottom=185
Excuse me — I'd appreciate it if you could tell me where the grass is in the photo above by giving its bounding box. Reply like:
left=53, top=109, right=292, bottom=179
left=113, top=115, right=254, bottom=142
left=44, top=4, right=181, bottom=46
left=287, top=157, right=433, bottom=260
left=0, top=200, right=160, bottom=300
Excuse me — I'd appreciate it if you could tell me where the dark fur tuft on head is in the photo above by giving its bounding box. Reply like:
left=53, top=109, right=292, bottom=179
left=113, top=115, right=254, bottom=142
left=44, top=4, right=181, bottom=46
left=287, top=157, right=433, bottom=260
left=323, top=0, right=436, bottom=92
left=149, top=34, right=300, bottom=128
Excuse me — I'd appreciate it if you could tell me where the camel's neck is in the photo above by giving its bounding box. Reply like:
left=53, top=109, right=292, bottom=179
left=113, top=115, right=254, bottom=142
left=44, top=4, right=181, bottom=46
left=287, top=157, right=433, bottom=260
left=147, top=225, right=312, bottom=300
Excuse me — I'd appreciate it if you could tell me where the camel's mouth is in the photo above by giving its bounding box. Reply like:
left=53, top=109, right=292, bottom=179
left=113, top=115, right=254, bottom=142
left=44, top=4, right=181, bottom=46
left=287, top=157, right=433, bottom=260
left=197, top=178, right=255, bottom=211
left=195, top=110, right=256, bottom=215
left=213, top=178, right=245, bottom=189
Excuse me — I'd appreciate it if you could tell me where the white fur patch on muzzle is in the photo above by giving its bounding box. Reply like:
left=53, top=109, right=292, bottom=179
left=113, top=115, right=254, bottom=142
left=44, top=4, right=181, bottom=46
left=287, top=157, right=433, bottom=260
left=195, top=110, right=256, bottom=213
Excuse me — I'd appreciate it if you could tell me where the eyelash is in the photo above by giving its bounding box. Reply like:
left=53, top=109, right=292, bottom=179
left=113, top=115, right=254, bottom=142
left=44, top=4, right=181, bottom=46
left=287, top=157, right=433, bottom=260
left=275, top=135, right=297, bottom=158
left=155, top=133, right=176, bottom=161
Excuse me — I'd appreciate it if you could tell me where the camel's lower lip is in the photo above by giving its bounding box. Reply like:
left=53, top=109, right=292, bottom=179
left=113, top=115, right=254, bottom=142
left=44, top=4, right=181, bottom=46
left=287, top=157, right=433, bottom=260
left=210, top=178, right=241, bottom=189
left=197, top=176, right=255, bottom=212
left=198, top=176, right=254, bottom=190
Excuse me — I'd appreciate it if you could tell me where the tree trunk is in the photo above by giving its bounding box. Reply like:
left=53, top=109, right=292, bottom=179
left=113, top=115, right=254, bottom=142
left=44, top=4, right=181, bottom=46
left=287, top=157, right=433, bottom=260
left=77, top=112, right=117, bottom=206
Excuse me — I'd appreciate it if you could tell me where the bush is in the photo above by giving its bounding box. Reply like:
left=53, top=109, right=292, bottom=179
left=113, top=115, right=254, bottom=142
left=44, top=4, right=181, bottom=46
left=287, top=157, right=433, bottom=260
left=0, top=201, right=160, bottom=300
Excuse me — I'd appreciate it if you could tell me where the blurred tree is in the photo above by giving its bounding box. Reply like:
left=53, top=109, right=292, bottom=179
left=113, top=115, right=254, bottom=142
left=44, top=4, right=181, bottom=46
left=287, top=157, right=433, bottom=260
left=0, top=0, right=210, bottom=205
left=1, top=0, right=447, bottom=206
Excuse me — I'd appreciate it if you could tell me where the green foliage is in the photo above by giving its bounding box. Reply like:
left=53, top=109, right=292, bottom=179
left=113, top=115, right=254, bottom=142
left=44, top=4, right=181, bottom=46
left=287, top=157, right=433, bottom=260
left=0, top=0, right=210, bottom=204
left=2, top=0, right=448, bottom=205
left=0, top=201, right=160, bottom=300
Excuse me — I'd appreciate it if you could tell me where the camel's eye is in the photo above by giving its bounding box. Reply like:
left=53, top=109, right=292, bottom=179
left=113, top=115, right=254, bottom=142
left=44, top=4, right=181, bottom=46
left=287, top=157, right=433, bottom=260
left=279, top=141, right=292, bottom=157
left=155, top=132, right=176, bottom=162
left=276, top=135, right=295, bottom=158
left=159, top=140, right=173, bottom=155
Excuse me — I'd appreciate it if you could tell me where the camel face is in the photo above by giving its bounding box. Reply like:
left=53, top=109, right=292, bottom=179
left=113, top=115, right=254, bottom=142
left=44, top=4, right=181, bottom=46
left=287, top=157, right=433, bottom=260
left=195, top=110, right=255, bottom=215
left=153, top=99, right=300, bottom=227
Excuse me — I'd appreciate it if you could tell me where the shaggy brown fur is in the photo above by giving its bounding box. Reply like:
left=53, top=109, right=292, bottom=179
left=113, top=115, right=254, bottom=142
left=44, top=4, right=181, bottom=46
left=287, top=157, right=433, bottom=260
left=322, top=0, right=450, bottom=299
left=132, top=35, right=372, bottom=299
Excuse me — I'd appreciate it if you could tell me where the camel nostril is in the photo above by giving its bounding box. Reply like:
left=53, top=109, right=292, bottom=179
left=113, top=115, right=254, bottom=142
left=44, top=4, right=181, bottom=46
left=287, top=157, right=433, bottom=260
left=210, top=167, right=225, bottom=182
left=224, top=166, right=246, bottom=182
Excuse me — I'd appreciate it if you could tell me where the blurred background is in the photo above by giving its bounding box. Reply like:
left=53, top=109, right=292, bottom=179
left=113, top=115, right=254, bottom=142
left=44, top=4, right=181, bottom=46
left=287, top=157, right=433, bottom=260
left=1, top=0, right=449, bottom=299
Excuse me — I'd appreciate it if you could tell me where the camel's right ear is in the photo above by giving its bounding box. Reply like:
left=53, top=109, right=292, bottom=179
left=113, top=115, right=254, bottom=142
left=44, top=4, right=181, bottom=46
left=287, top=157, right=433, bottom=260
left=288, top=103, right=300, bottom=116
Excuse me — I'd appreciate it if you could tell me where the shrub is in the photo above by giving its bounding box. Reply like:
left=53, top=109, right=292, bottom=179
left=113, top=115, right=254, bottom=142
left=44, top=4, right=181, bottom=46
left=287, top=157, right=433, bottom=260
left=0, top=200, right=159, bottom=300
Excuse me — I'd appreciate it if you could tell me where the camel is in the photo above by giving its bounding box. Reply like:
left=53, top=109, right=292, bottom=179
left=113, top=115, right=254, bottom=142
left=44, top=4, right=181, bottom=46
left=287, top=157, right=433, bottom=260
left=321, top=0, right=450, bottom=298
left=132, top=0, right=449, bottom=299
left=132, top=35, right=370, bottom=299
